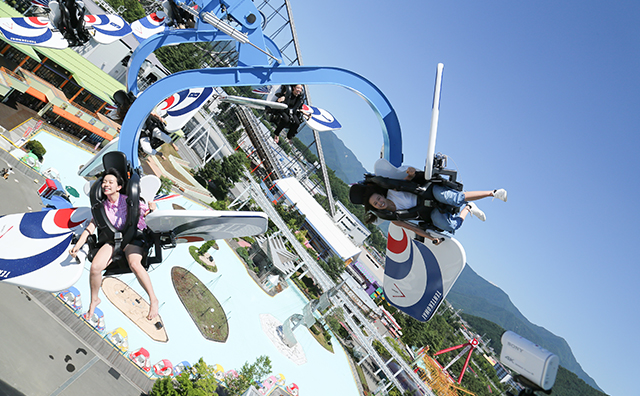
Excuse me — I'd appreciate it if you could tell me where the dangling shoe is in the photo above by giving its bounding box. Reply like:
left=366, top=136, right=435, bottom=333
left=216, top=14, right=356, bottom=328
left=492, top=188, right=508, bottom=202
left=467, top=202, right=486, bottom=221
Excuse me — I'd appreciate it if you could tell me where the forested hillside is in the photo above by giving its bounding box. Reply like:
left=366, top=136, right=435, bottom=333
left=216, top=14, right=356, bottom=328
left=448, top=265, right=603, bottom=392
left=459, top=314, right=609, bottom=396
left=296, top=127, right=369, bottom=184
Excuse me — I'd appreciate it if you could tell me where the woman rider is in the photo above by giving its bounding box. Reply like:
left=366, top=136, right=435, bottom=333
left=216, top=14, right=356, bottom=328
left=358, top=159, right=507, bottom=245
left=69, top=168, right=159, bottom=321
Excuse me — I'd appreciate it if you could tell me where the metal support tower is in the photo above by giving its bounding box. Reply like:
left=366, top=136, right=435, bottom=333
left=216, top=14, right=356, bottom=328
left=255, top=0, right=337, bottom=216
left=235, top=106, right=283, bottom=183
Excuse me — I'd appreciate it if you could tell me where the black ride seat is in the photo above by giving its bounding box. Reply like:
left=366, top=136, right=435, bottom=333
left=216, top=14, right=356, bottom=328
left=349, top=167, right=464, bottom=233
left=86, top=151, right=165, bottom=276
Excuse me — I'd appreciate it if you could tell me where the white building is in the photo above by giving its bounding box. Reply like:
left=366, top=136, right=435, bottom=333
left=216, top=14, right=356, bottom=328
left=272, top=177, right=360, bottom=264
left=333, top=200, right=370, bottom=246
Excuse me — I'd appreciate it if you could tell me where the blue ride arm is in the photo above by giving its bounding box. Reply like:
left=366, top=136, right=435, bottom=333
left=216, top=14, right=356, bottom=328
left=118, top=65, right=403, bottom=169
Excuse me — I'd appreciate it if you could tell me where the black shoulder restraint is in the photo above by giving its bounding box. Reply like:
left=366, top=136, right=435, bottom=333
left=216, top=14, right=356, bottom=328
left=56, top=0, right=91, bottom=47
left=85, top=151, right=171, bottom=275
left=87, top=152, right=141, bottom=271
left=355, top=171, right=465, bottom=231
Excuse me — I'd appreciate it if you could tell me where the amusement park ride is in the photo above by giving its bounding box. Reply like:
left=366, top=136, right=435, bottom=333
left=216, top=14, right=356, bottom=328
left=434, top=335, right=482, bottom=384
left=1, top=0, right=464, bottom=327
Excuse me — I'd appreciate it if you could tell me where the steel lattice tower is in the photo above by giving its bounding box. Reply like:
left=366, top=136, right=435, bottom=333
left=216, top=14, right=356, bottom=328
left=254, top=0, right=337, bottom=215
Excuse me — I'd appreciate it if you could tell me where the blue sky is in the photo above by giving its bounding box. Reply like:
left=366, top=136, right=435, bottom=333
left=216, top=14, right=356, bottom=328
left=289, top=1, right=640, bottom=395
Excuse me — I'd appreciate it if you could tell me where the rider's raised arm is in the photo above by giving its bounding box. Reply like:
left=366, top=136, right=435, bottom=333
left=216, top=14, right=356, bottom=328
left=391, top=220, right=443, bottom=245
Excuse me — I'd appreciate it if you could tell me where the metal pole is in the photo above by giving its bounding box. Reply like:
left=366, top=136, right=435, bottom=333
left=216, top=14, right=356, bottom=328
left=425, top=63, right=444, bottom=179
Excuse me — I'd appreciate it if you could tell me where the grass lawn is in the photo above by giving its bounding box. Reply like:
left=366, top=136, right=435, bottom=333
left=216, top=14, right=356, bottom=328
left=189, top=245, right=217, bottom=272
left=355, top=364, right=370, bottom=395
left=385, top=336, right=412, bottom=364
left=156, top=155, right=193, bottom=185
left=308, top=323, right=334, bottom=353
left=171, top=266, right=228, bottom=342
left=160, top=143, right=181, bottom=159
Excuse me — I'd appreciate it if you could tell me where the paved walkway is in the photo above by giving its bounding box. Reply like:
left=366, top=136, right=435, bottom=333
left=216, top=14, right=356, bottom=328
left=0, top=148, right=45, bottom=215
left=0, top=285, right=152, bottom=396
left=0, top=150, right=152, bottom=396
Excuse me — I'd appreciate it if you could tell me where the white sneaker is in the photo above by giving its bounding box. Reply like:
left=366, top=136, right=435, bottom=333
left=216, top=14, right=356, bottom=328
left=493, top=188, right=507, bottom=202
left=467, top=203, right=486, bottom=221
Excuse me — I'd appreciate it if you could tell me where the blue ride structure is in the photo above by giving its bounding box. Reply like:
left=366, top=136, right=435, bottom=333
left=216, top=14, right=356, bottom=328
left=119, top=0, right=403, bottom=169
left=115, top=0, right=468, bottom=327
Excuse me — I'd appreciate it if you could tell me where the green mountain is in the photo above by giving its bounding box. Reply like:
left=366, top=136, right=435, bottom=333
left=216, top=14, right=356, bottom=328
left=297, top=127, right=369, bottom=184
left=447, top=265, right=604, bottom=393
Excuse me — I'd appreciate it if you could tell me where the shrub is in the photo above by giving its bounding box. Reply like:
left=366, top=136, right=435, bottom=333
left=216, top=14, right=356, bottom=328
left=197, top=240, right=219, bottom=255
left=24, top=140, right=46, bottom=161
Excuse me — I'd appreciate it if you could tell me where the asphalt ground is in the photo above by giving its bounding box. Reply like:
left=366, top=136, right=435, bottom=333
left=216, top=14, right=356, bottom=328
left=0, top=149, right=45, bottom=216
left=0, top=286, right=145, bottom=396
left=0, top=150, right=146, bottom=396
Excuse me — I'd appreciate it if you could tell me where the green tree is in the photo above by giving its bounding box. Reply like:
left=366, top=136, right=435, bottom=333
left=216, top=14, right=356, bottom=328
left=150, top=376, right=180, bottom=396
left=272, top=202, right=306, bottom=231
left=294, top=229, right=308, bottom=244
left=103, top=0, right=146, bottom=23
left=193, top=152, right=248, bottom=200
left=24, top=140, right=46, bottom=161
left=155, top=44, right=204, bottom=74
left=325, top=307, right=349, bottom=338
left=318, top=254, right=345, bottom=282
left=159, top=176, right=173, bottom=195
left=220, top=151, right=247, bottom=184
left=290, top=137, right=318, bottom=164
left=189, top=358, right=220, bottom=395
left=277, top=137, right=292, bottom=155
left=236, top=246, right=253, bottom=266
left=197, top=240, right=219, bottom=255
left=224, top=355, right=272, bottom=395
left=209, top=199, right=229, bottom=210
left=366, top=225, right=387, bottom=254
left=150, top=358, right=214, bottom=395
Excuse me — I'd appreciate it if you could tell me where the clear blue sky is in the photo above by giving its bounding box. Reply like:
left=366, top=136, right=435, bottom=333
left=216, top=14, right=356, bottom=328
left=289, top=1, right=640, bottom=395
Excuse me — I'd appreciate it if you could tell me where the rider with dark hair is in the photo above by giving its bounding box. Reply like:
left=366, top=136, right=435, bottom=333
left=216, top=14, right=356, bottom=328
left=351, top=159, right=507, bottom=244
left=270, top=84, right=305, bottom=139
left=70, top=168, right=159, bottom=321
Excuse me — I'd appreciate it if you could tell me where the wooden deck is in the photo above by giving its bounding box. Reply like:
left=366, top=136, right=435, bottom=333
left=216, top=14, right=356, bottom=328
left=31, top=289, right=156, bottom=393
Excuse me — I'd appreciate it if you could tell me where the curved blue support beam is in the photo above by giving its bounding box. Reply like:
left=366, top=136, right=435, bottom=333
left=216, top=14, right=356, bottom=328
left=118, top=66, right=403, bottom=168
left=127, top=30, right=282, bottom=95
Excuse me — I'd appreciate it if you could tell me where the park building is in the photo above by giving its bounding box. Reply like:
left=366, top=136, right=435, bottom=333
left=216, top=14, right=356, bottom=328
left=248, top=233, right=300, bottom=279
left=0, top=0, right=236, bottom=163
left=333, top=200, right=370, bottom=246
left=269, top=177, right=361, bottom=265
left=0, top=1, right=125, bottom=147
left=340, top=272, right=381, bottom=317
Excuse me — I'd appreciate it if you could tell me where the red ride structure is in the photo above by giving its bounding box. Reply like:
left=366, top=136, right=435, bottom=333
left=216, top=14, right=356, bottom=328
left=434, top=337, right=480, bottom=384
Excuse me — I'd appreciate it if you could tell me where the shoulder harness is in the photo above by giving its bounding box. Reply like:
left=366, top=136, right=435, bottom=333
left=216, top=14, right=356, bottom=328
left=87, top=152, right=143, bottom=273
left=353, top=170, right=464, bottom=231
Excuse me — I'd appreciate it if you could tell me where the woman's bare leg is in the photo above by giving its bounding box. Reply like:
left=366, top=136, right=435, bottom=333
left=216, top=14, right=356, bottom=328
left=87, top=244, right=113, bottom=319
left=459, top=206, right=471, bottom=220
left=463, top=191, right=494, bottom=202
left=125, top=245, right=159, bottom=320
